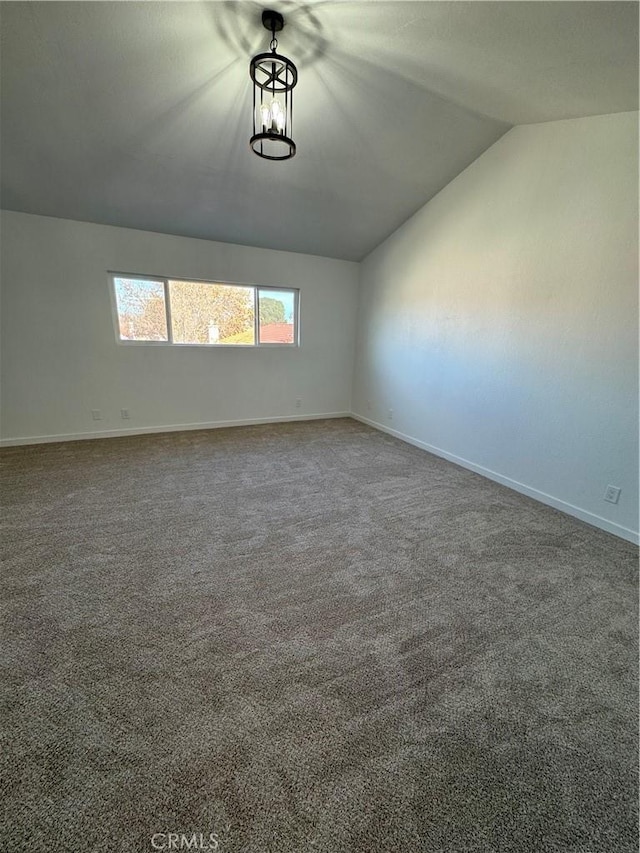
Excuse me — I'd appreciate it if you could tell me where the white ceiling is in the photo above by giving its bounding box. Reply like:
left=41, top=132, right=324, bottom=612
left=1, top=1, right=637, bottom=261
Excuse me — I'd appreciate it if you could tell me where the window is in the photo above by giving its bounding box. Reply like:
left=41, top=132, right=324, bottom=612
left=110, top=275, right=299, bottom=346
left=113, top=278, right=168, bottom=342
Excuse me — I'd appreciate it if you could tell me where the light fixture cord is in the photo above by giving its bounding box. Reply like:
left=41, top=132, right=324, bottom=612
left=270, top=24, right=277, bottom=120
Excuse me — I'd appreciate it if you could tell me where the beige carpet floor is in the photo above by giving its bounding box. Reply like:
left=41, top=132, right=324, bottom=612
left=1, top=418, right=637, bottom=853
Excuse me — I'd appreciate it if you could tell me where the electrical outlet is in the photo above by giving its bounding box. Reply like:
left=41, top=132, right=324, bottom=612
left=295, top=398, right=301, bottom=408
left=604, top=485, right=621, bottom=504
left=121, top=408, right=130, bottom=420
left=388, top=408, right=393, bottom=420
left=91, top=409, right=102, bottom=421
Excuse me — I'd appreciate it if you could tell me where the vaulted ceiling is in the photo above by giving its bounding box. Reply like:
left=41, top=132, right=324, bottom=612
left=1, top=1, right=638, bottom=260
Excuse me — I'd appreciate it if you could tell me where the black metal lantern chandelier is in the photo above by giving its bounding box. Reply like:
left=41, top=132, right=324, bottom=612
left=249, top=10, right=297, bottom=160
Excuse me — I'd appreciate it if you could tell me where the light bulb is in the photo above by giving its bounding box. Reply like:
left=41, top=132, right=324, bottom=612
left=276, top=110, right=286, bottom=132
left=259, top=103, right=270, bottom=130
left=269, top=98, right=282, bottom=120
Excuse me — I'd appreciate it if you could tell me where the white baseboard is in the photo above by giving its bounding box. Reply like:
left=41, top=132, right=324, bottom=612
left=3, top=410, right=637, bottom=546
left=0, top=412, right=350, bottom=448
left=352, top=413, right=639, bottom=546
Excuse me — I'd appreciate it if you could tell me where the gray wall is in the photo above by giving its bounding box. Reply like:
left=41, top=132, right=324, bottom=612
left=0, top=212, right=359, bottom=441
left=351, top=112, right=639, bottom=542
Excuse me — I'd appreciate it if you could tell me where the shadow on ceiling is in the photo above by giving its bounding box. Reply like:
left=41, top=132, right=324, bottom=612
left=206, top=1, right=330, bottom=67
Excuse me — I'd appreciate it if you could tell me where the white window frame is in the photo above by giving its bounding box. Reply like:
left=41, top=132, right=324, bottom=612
left=108, top=273, right=300, bottom=348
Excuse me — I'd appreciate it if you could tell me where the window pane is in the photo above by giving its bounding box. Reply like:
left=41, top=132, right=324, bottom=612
left=114, top=278, right=167, bottom=341
left=169, top=281, right=255, bottom=345
left=258, top=289, right=295, bottom=344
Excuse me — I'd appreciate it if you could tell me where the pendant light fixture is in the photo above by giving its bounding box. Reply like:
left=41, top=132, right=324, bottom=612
left=249, top=9, right=297, bottom=160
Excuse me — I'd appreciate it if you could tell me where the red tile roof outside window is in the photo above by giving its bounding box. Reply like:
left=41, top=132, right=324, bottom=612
left=259, top=322, right=294, bottom=344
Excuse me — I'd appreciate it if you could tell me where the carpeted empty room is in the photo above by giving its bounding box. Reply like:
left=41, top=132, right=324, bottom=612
left=1, top=419, right=637, bottom=852
left=2, top=2, right=639, bottom=852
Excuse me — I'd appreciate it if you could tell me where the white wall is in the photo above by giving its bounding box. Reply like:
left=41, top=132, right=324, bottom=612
left=0, top=211, right=358, bottom=442
left=352, top=112, right=639, bottom=543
